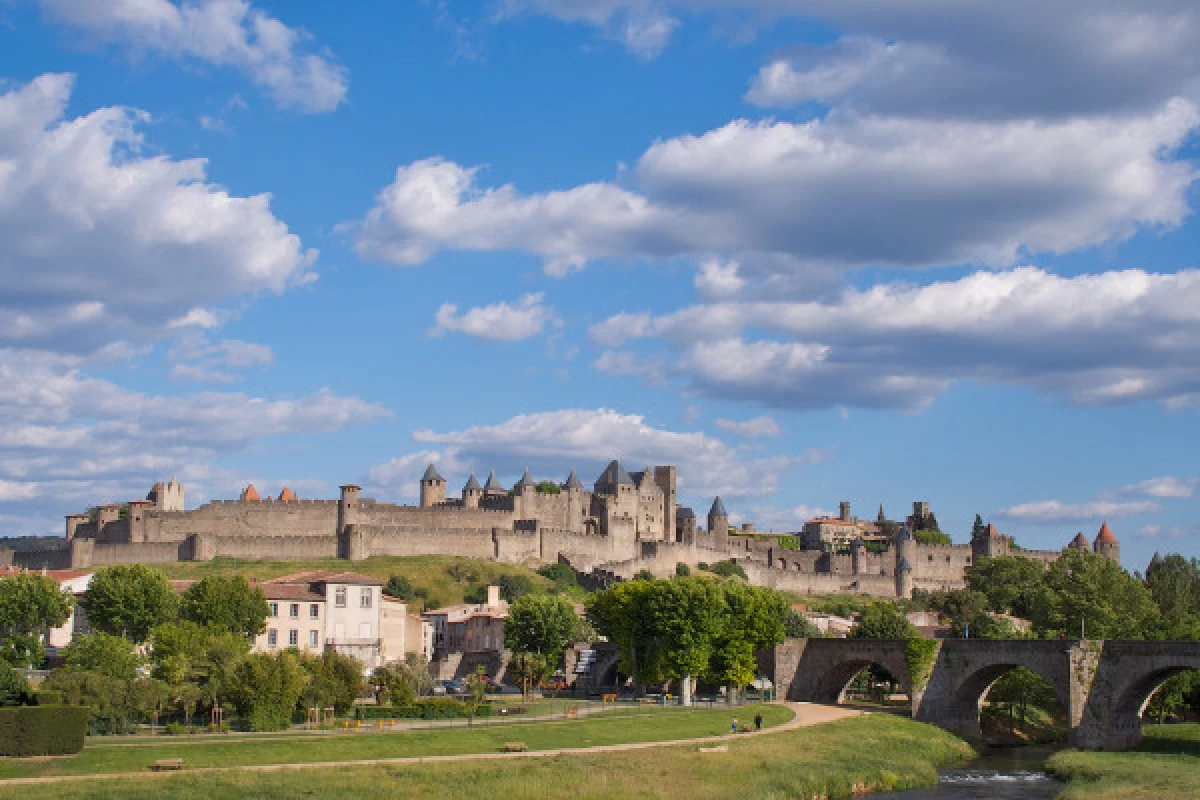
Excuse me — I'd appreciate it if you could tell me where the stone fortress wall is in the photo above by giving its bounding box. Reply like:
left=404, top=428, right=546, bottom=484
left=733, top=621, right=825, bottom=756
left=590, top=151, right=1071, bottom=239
left=24, top=468, right=1122, bottom=600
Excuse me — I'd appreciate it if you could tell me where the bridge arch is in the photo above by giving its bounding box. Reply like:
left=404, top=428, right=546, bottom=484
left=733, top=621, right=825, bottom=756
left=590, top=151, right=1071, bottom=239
left=1088, top=644, right=1200, bottom=749
left=936, top=661, right=1067, bottom=741
left=776, top=638, right=911, bottom=707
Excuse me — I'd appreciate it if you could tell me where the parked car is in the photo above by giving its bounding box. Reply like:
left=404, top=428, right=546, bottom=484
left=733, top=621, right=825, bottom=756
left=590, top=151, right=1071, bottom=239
left=439, top=679, right=467, bottom=695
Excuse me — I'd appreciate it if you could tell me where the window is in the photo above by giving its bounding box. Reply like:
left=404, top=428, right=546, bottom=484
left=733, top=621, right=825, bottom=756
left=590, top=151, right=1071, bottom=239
left=269, top=602, right=278, bottom=618
left=309, top=630, right=319, bottom=647
left=360, top=588, right=373, bottom=608
left=309, top=604, right=320, bottom=619
left=335, top=587, right=347, bottom=607
left=288, top=629, right=298, bottom=646
left=267, top=629, right=277, bottom=647
left=290, top=603, right=299, bottom=618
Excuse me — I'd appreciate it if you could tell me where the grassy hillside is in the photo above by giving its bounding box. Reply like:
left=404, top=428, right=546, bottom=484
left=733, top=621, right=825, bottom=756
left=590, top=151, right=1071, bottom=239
left=150, top=555, right=583, bottom=610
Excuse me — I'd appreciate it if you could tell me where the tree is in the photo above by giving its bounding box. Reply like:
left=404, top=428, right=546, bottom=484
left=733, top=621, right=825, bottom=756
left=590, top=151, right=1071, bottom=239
left=63, top=633, right=143, bottom=680
left=1030, top=549, right=1161, bottom=639
left=497, top=573, right=534, bottom=602
left=675, top=562, right=691, bottom=577
left=785, top=610, right=821, bottom=638
left=633, top=569, right=656, bottom=581
left=986, top=667, right=1061, bottom=733
left=534, top=480, right=561, bottom=495
left=707, top=561, right=748, bottom=580
left=850, top=602, right=918, bottom=639
left=227, top=651, right=309, bottom=731
left=647, top=578, right=725, bottom=705
left=383, top=575, right=416, bottom=601
left=913, top=530, right=952, bottom=545
left=297, top=650, right=366, bottom=715
left=965, top=556, right=1046, bottom=618
left=0, top=664, right=28, bottom=707
left=81, top=564, right=177, bottom=643
left=149, top=621, right=250, bottom=709
left=1145, top=553, right=1200, bottom=638
left=537, top=563, right=578, bottom=588
left=0, top=571, right=74, bottom=667
left=179, top=575, right=269, bottom=638
left=586, top=579, right=660, bottom=690
left=505, top=594, right=579, bottom=692
left=370, top=664, right=416, bottom=706
left=708, top=584, right=787, bottom=698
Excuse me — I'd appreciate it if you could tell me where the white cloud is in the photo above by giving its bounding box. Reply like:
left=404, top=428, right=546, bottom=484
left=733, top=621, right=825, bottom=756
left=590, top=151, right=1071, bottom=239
left=714, top=415, right=782, bottom=438
left=1119, top=476, right=1198, bottom=499
left=0, top=74, right=316, bottom=354
left=369, top=408, right=824, bottom=501
left=588, top=267, right=1200, bottom=411
left=998, top=500, right=1159, bottom=524
left=354, top=105, right=1197, bottom=277
left=37, top=0, right=348, bottom=112
left=430, top=293, right=559, bottom=341
left=694, top=259, right=744, bottom=298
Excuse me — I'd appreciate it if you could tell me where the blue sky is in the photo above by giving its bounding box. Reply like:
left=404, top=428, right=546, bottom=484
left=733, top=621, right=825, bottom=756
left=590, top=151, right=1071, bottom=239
left=1, top=1, right=1198, bottom=572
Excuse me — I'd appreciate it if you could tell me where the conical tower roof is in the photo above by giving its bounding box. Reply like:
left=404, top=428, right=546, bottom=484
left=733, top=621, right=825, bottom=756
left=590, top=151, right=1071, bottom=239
left=597, top=459, right=634, bottom=486
left=241, top=484, right=261, bottom=502
left=277, top=487, right=296, bottom=502
left=895, top=525, right=912, bottom=542
left=897, top=556, right=913, bottom=572
left=1069, top=532, right=1089, bottom=550
left=709, top=496, right=727, bottom=518
left=1095, top=522, right=1118, bottom=545
left=515, top=468, right=535, bottom=490
left=484, top=471, right=505, bottom=492
left=422, top=463, right=444, bottom=482
left=563, top=470, right=583, bottom=490
left=463, top=474, right=481, bottom=491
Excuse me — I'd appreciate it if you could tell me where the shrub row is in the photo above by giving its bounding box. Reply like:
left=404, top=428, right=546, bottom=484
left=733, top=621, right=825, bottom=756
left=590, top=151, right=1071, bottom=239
left=0, top=706, right=90, bottom=756
left=356, top=699, right=491, bottom=720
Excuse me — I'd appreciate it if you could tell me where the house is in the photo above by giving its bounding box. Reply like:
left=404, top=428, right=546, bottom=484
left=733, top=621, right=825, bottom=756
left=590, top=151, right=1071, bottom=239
left=422, top=586, right=509, bottom=658
left=381, top=594, right=433, bottom=663
left=253, top=571, right=386, bottom=670
left=0, top=566, right=93, bottom=656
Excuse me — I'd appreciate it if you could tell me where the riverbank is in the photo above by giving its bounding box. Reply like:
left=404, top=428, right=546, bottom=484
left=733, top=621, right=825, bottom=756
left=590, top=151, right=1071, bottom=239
left=1046, top=723, right=1200, bottom=799
left=0, top=711, right=974, bottom=799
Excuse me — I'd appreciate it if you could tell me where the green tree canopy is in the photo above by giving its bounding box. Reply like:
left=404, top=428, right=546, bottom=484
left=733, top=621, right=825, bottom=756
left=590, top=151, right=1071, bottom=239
left=0, top=664, right=29, bottom=707
left=785, top=610, right=822, bottom=638
left=64, top=632, right=143, bottom=680
left=149, top=620, right=250, bottom=705
left=179, top=575, right=269, bottom=638
left=708, top=583, right=787, bottom=691
left=965, top=556, right=1047, bottom=618
left=383, top=575, right=415, bottom=601
left=1145, top=553, right=1200, bottom=638
left=81, top=564, right=177, bottom=643
left=226, top=651, right=309, bottom=731
left=913, top=529, right=952, bottom=545
left=850, top=602, right=919, bottom=639
left=0, top=571, right=74, bottom=667
left=1030, top=549, right=1160, bottom=639
left=297, top=650, right=365, bottom=714
left=505, top=594, right=579, bottom=687
left=497, top=573, right=535, bottom=602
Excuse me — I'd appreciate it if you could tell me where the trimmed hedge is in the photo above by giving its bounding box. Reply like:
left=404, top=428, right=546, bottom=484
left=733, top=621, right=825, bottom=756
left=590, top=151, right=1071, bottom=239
left=0, top=705, right=90, bottom=756
left=31, top=690, right=63, bottom=706
left=357, top=699, right=491, bottom=720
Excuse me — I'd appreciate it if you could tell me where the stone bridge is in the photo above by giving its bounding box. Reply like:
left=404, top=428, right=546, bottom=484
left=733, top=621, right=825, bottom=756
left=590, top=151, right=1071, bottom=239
left=768, top=638, right=1200, bottom=750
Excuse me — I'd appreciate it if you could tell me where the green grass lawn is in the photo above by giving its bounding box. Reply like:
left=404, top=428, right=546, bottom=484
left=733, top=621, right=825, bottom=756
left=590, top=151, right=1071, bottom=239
left=151, top=555, right=586, bottom=609
left=0, top=713, right=973, bottom=799
left=0, top=704, right=790, bottom=782
left=1046, top=723, right=1200, bottom=799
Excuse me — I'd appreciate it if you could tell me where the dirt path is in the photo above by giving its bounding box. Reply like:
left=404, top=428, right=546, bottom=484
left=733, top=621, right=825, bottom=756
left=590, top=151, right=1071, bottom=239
left=0, top=703, right=859, bottom=788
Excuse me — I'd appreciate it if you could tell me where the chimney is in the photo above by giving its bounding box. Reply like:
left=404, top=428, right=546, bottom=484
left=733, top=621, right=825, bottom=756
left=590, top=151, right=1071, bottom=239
left=839, top=501, right=851, bottom=522
left=487, top=585, right=500, bottom=607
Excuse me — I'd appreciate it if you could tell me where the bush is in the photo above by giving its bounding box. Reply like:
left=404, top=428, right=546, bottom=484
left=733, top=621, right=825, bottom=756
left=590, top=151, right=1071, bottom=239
left=675, top=563, right=691, bottom=577
left=355, top=699, right=491, bottom=720
left=165, top=722, right=187, bottom=735
left=497, top=573, right=534, bottom=602
left=227, top=651, right=308, bottom=731
left=537, top=563, right=579, bottom=588
left=0, top=665, right=29, bottom=707
left=0, top=706, right=90, bottom=756
left=31, top=689, right=63, bottom=706
left=708, top=560, right=748, bottom=580
left=384, top=575, right=415, bottom=600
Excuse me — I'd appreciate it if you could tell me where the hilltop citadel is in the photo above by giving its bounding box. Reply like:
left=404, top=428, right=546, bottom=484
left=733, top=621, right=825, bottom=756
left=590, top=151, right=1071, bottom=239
left=12, top=461, right=1119, bottom=599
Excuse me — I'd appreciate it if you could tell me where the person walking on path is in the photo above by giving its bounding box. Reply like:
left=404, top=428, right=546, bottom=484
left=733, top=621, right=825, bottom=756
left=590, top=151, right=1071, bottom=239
left=754, top=713, right=763, bottom=731
left=730, top=718, right=738, bottom=734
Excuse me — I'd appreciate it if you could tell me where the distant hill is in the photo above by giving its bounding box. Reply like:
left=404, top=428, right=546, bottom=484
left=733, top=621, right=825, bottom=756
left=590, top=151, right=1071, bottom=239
left=0, top=535, right=67, bottom=552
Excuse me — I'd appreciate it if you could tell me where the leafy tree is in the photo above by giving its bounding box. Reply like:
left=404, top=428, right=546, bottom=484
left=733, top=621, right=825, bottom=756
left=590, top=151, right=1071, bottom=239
left=1030, top=549, right=1160, bottom=639
left=675, top=562, right=691, bottom=577
left=81, top=564, right=177, bottom=643
left=987, top=666, right=1062, bottom=733
left=179, top=575, right=269, bottom=638
left=534, top=480, right=561, bottom=495
left=149, top=621, right=249, bottom=709
left=707, top=560, right=748, bottom=580
left=586, top=579, right=660, bottom=689
left=497, top=573, right=534, bottom=602
left=1145, top=553, right=1200, bottom=638
left=370, top=664, right=416, bottom=706
left=297, top=650, right=366, bottom=714
left=537, top=563, right=578, bottom=588
left=398, top=652, right=435, bottom=696
left=227, top=651, right=309, bottom=731
left=64, top=633, right=143, bottom=680
left=965, top=556, right=1046, bottom=618
left=505, top=594, right=579, bottom=691
left=913, top=529, right=952, bottom=545
left=0, top=664, right=29, bottom=706
left=708, top=584, right=787, bottom=696
left=647, top=578, right=725, bottom=705
left=1145, top=670, right=1200, bottom=723
left=850, top=602, right=919, bottom=639
left=633, top=569, right=656, bottom=581
left=785, top=610, right=821, bottom=638
left=0, top=571, right=74, bottom=667
left=383, top=575, right=415, bottom=601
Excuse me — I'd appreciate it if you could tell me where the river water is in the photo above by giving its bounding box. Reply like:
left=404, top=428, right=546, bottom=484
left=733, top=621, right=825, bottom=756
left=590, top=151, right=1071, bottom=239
left=864, top=747, right=1063, bottom=799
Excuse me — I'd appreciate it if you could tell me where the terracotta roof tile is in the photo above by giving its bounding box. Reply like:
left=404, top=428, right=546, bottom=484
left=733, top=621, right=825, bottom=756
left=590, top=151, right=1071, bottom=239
left=1094, top=522, right=1118, bottom=545
left=241, top=484, right=261, bottom=502
left=277, top=487, right=296, bottom=502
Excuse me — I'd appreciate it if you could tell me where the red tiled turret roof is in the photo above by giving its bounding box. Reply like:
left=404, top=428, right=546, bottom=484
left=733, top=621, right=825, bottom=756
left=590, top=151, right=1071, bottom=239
left=277, top=487, right=296, bottom=502
left=241, top=484, right=261, bottom=502
left=1069, top=532, right=1089, bottom=550
left=1094, top=522, right=1118, bottom=545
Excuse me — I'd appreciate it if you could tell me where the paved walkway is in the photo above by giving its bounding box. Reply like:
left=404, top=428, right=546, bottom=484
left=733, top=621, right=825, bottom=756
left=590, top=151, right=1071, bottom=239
left=0, top=703, right=860, bottom=788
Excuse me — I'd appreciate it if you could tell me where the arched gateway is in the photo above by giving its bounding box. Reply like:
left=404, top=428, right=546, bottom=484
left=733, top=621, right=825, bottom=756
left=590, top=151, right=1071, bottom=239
left=769, top=638, right=1200, bottom=750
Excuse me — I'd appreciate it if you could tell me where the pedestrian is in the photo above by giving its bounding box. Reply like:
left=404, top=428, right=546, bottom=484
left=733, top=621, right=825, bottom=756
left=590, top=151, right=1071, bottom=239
left=731, top=717, right=738, bottom=734
left=754, top=712, right=763, bottom=731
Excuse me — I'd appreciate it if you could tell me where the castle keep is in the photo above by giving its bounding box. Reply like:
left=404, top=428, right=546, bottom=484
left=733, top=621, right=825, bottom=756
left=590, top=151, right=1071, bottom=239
left=33, top=466, right=1119, bottom=600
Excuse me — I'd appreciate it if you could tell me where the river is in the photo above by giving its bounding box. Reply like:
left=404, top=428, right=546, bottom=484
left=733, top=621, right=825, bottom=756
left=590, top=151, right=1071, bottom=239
left=864, top=747, right=1063, bottom=799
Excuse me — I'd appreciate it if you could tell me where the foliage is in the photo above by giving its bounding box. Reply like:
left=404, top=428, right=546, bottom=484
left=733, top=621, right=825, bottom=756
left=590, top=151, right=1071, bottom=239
left=40, top=668, right=166, bottom=734
left=179, top=575, right=269, bottom=638
left=785, top=610, right=821, bottom=638
left=1031, top=549, right=1161, bottom=639
left=81, top=564, right=177, bottom=643
left=675, top=562, right=691, bottom=577
left=297, top=649, right=366, bottom=714
left=1145, top=553, right=1200, bottom=638
left=149, top=621, right=250, bottom=709
left=534, top=480, right=561, bottom=495
left=709, top=583, right=788, bottom=690
left=0, top=571, right=74, bottom=667
left=497, top=573, right=534, bottom=602
left=1144, top=670, right=1200, bottom=723
left=0, top=705, right=90, bottom=756
left=383, top=574, right=415, bottom=600
left=705, top=560, right=748, bottom=580
left=964, top=556, right=1046, bottom=619
left=226, top=651, right=309, bottom=731
left=63, top=633, right=143, bottom=680
left=851, top=602, right=919, bottom=639
left=355, top=697, right=491, bottom=720
left=633, top=569, right=656, bottom=581
left=0, top=664, right=29, bottom=706
left=905, top=638, right=939, bottom=692
left=504, top=594, right=579, bottom=687
left=447, top=562, right=481, bottom=584
left=913, top=529, right=952, bottom=545
left=536, top=563, right=578, bottom=588
left=986, top=666, right=1062, bottom=734
left=369, top=664, right=416, bottom=707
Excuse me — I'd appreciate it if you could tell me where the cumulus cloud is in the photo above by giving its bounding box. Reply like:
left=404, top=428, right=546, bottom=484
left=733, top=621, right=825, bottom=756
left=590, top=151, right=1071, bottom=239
left=365, top=408, right=824, bottom=502
left=998, top=500, right=1160, bottom=524
left=0, top=348, right=388, bottom=534
left=37, top=0, right=348, bottom=112
left=714, top=415, right=781, bottom=438
left=588, top=267, right=1200, bottom=411
left=0, top=74, right=316, bottom=355
left=1118, top=476, right=1198, bottom=499
left=354, top=105, right=1197, bottom=277
left=429, top=293, right=559, bottom=341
